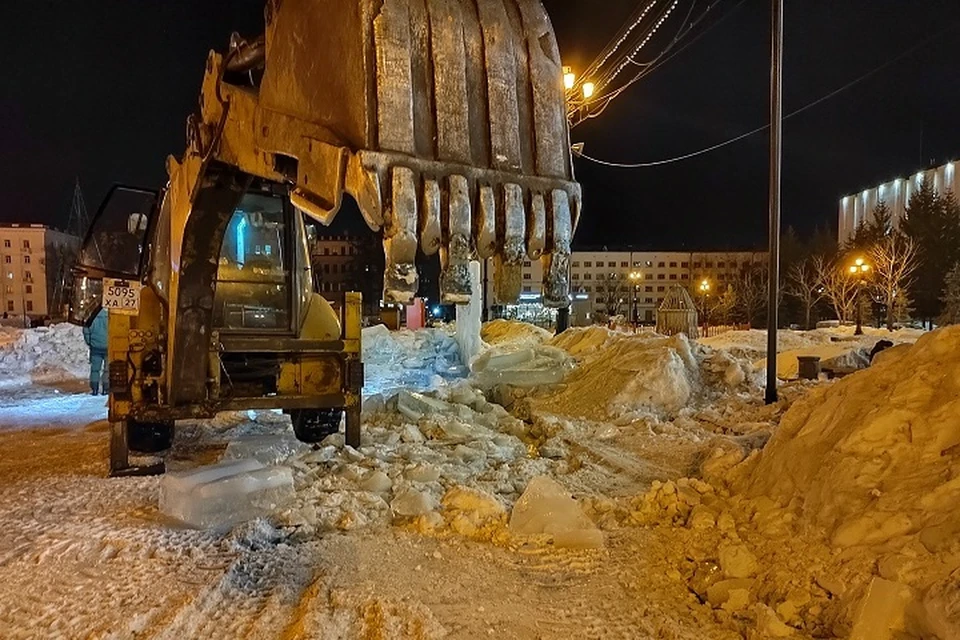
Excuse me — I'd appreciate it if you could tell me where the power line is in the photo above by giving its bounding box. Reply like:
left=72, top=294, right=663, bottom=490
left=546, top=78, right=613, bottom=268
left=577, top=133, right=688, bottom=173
left=574, top=20, right=960, bottom=169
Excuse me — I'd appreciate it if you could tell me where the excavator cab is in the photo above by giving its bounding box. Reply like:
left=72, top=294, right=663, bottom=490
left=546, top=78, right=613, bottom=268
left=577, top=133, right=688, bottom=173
left=72, top=179, right=363, bottom=477
left=71, top=0, right=579, bottom=477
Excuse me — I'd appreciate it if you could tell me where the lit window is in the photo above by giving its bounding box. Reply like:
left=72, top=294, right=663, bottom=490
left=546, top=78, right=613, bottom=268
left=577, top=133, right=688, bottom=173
left=264, top=245, right=272, bottom=256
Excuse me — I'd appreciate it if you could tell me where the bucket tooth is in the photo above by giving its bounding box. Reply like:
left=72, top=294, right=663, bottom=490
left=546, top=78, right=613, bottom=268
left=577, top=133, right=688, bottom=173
left=383, top=166, right=419, bottom=304
left=542, top=189, right=572, bottom=308
left=421, top=178, right=442, bottom=256
left=526, top=191, right=546, bottom=259
left=440, top=173, right=473, bottom=304
left=493, top=183, right=525, bottom=304
left=476, top=184, right=497, bottom=259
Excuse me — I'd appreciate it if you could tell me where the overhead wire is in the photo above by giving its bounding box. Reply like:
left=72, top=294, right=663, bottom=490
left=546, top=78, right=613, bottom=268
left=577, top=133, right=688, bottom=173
left=570, top=0, right=736, bottom=128
left=574, top=19, right=960, bottom=168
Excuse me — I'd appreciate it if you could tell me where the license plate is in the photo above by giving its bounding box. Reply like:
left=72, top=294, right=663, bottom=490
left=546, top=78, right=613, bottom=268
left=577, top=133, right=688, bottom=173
left=102, top=278, right=142, bottom=315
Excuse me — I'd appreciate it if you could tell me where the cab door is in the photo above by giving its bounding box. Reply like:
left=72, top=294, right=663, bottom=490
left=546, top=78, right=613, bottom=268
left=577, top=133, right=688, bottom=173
left=69, top=186, right=158, bottom=325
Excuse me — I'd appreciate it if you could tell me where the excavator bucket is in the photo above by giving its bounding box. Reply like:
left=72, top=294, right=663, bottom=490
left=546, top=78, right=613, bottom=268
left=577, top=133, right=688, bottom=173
left=184, top=0, right=580, bottom=307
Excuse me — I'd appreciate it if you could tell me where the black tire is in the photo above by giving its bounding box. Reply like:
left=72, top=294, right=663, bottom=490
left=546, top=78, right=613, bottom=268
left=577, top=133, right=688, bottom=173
left=127, top=420, right=175, bottom=453
left=290, top=409, right=343, bottom=443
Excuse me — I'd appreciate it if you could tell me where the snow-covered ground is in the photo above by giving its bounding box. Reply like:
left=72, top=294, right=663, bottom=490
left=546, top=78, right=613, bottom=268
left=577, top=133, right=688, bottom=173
left=1, top=320, right=957, bottom=638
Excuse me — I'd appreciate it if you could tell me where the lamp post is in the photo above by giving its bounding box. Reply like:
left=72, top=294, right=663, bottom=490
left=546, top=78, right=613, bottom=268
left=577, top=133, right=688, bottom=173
left=699, top=279, right=711, bottom=337
left=849, top=258, right=871, bottom=336
left=628, top=271, right=642, bottom=329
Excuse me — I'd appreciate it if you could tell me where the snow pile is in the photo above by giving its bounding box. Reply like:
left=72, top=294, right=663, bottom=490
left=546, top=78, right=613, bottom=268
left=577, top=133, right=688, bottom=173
left=717, top=325, right=960, bottom=637
left=0, top=324, right=89, bottom=387
left=276, top=384, right=564, bottom=540
left=480, top=319, right=553, bottom=348
left=471, top=344, right=575, bottom=388
left=361, top=325, right=465, bottom=395
left=533, top=327, right=759, bottom=421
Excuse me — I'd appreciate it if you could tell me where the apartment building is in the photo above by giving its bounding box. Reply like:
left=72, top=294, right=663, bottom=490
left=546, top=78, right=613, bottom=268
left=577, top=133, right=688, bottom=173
left=0, top=224, right=80, bottom=322
left=486, top=249, right=767, bottom=324
left=839, top=159, right=958, bottom=244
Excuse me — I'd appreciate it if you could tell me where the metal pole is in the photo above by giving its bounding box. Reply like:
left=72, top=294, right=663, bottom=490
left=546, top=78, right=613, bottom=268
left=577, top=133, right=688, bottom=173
left=855, top=285, right=864, bottom=335
left=765, top=0, right=784, bottom=405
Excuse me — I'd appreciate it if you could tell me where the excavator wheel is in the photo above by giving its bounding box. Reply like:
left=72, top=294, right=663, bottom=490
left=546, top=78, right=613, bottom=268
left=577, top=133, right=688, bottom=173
left=128, top=420, right=175, bottom=453
left=290, top=409, right=343, bottom=443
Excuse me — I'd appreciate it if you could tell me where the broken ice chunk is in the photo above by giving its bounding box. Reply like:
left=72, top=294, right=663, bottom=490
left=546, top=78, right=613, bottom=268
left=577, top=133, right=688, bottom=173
left=221, top=434, right=311, bottom=466
left=397, top=390, right=454, bottom=420
left=390, top=487, right=439, bottom=517
left=362, top=470, right=393, bottom=493
left=509, top=476, right=604, bottom=549
left=159, top=459, right=295, bottom=529
left=849, top=577, right=915, bottom=640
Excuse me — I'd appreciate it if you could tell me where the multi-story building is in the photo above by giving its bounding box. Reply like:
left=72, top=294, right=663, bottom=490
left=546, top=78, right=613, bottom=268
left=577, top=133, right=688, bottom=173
left=485, top=249, right=767, bottom=325
left=839, top=159, right=958, bottom=244
left=308, top=233, right=383, bottom=317
left=0, top=224, right=80, bottom=322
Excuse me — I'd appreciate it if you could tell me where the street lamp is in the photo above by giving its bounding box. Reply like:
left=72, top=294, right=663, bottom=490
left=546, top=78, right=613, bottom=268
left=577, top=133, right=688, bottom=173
left=699, top=279, right=711, bottom=337
left=849, top=257, right=871, bottom=336
left=563, top=66, right=576, bottom=90
left=582, top=82, right=595, bottom=100
left=628, top=271, right=642, bottom=328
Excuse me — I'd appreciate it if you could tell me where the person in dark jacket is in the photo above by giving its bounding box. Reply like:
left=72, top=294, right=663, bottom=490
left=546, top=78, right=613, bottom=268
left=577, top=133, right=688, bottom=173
left=82, top=308, right=109, bottom=395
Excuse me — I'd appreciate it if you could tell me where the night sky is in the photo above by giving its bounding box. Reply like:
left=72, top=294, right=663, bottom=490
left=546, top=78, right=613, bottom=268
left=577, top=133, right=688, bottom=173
left=4, top=0, right=960, bottom=251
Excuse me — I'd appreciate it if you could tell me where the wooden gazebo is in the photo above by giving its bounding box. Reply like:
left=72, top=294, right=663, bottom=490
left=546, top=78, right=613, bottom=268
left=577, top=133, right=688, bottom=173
left=656, top=286, right=699, bottom=338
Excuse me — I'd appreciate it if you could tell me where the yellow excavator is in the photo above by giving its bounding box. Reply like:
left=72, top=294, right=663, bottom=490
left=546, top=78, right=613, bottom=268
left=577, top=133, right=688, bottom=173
left=69, top=0, right=581, bottom=476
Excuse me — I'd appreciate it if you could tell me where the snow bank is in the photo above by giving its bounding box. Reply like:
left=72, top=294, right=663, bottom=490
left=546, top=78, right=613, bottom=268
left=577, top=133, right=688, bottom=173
left=0, top=324, right=89, bottom=388
left=702, top=327, right=924, bottom=379
left=480, top=319, right=552, bottom=348
left=534, top=327, right=758, bottom=421
left=725, top=326, right=960, bottom=636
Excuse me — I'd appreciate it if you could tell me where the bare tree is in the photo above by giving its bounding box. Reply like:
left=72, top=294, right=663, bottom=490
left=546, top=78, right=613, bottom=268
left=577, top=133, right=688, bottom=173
left=786, top=257, right=825, bottom=330
left=732, top=266, right=766, bottom=328
left=710, top=286, right=738, bottom=326
left=869, top=233, right=918, bottom=331
left=600, top=272, right=624, bottom=320
left=817, top=258, right=858, bottom=323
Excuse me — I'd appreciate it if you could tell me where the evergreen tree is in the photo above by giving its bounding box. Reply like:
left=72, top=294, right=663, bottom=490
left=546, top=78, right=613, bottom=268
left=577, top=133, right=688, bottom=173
left=939, top=262, right=960, bottom=326
left=901, top=181, right=960, bottom=324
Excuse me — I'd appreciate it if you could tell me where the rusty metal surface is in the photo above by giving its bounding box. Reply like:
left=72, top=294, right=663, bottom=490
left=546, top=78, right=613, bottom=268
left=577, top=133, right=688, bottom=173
left=188, top=0, right=580, bottom=308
